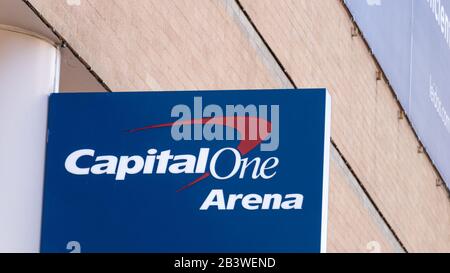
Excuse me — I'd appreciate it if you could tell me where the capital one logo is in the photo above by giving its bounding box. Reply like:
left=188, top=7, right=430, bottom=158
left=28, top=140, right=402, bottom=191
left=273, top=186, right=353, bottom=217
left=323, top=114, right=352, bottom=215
left=64, top=96, right=304, bottom=210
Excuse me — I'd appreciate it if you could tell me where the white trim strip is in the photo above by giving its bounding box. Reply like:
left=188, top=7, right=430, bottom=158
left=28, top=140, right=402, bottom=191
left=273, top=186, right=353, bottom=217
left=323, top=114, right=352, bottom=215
left=320, top=90, right=331, bottom=253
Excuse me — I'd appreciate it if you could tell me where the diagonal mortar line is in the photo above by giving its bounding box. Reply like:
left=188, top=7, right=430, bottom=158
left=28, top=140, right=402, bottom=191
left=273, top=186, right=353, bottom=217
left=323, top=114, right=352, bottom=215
left=22, top=0, right=112, bottom=92
left=234, top=0, right=409, bottom=252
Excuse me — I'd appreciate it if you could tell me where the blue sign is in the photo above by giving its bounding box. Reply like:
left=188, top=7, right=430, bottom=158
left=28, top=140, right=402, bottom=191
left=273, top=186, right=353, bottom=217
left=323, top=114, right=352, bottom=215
left=345, top=0, right=450, bottom=187
left=40, top=90, right=331, bottom=253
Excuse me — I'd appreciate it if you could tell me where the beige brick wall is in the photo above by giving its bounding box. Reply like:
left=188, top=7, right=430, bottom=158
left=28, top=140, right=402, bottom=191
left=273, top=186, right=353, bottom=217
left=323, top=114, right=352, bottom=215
left=27, top=0, right=450, bottom=252
left=29, top=0, right=287, bottom=91
left=328, top=146, right=403, bottom=253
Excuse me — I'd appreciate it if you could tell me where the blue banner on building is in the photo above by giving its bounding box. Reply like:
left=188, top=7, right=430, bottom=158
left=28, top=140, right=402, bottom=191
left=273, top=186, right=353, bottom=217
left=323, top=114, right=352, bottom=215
left=344, top=0, right=413, bottom=111
left=345, top=0, right=450, bottom=187
left=40, top=89, right=331, bottom=253
left=409, top=0, right=450, bottom=187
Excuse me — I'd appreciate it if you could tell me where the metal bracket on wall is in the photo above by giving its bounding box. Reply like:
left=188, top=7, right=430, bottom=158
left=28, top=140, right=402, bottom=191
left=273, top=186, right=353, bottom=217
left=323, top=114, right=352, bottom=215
left=351, top=25, right=359, bottom=38
left=376, top=70, right=382, bottom=81
left=398, top=110, right=405, bottom=120
left=417, top=145, right=424, bottom=154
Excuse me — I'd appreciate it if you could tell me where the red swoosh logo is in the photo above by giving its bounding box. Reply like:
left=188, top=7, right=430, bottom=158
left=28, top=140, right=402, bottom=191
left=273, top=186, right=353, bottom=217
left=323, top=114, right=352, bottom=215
left=128, top=116, right=271, bottom=192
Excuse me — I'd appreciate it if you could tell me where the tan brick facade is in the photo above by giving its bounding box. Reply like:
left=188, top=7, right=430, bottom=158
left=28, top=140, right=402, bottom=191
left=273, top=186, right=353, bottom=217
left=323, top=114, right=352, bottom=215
left=27, top=0, right=450, bottom=252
